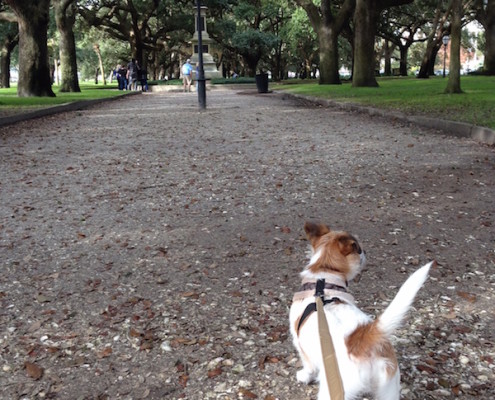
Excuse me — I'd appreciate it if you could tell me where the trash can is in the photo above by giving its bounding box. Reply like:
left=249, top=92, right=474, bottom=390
left=255, top=73, right=269, bottom=93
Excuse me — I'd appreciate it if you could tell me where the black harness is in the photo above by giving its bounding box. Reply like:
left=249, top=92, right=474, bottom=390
left=296, top=279, right=347, bottom=334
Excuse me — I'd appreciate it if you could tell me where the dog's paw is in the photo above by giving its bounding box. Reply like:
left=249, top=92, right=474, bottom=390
left=297, top=368, right=316, bottom=384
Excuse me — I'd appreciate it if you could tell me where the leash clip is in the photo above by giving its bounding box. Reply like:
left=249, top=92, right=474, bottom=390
left=315, top=279, right=326, bottom=300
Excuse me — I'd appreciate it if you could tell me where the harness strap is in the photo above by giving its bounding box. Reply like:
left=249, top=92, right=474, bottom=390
left=299, top=281, right=348, bottom=293
left=296, top=297, right=340, bottom=335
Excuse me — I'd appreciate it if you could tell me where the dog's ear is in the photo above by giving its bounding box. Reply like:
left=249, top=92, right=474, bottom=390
left=338, top=235, right=362, bottom=256
left=304, top=222, right=330, bottom=240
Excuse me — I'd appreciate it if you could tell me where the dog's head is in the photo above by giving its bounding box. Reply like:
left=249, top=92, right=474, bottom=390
left=302, top=221, right=365, bottom=281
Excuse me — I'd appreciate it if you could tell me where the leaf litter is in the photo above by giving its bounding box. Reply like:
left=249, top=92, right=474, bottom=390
left=0, top=90, right=494, bottom=399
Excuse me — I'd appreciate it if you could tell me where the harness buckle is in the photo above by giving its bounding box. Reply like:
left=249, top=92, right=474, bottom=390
left=315, top=279, right=326, bottom=300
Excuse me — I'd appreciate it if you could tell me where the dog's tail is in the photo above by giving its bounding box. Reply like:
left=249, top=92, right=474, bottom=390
left=377, top=262, right=433, bottom=336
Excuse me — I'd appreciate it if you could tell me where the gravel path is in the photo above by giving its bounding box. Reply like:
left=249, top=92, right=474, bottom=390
left=0, top=89, right=494, bottom=400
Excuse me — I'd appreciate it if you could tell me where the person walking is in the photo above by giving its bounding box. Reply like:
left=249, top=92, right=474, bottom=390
left=182, top=59, right=193, bottom=92
left=127, top=58, right=138, bottom=91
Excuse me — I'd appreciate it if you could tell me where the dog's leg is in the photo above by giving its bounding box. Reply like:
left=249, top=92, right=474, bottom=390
left=296, top=365, right=317, bottom=384
left=316, top=370, right=330, bottom=400
left=376, top=370, right=400, bottom=400
left=296, top=348, right=318, bottom=384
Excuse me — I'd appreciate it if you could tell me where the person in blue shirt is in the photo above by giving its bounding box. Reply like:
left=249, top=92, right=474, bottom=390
left=182, top=59, right=193, bottom=92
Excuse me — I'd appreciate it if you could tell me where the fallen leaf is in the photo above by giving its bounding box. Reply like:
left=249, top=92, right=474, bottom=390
left=258, top=355, right=280, bottom=370
left=97, top=347, right=112, bottom=358
left=457, top=291, right=477, bottom=303
left=207, top=367, right=222, bottom=378
left=175, top=360, right=185, bottom=372
left=174, top=337, right=197, bottom=346
left=452, top=385, right=461, bottom=395
left=156, top=247, right=168, bottom=256
left=28, top=321, right=42, bottom=333
left=454, top=325, right=472, bottom=334
left=25, top=361, right=43, bottom=380
left=416, top=363, right=437, bottom=374
left=178, top=373, right=189, bottom=387
left=36, top=294, right=51, bottom=303
left=181, top=291, right=199, bottom=299
left=239, top=388, right=258, bottom=399
left=140, top=340, right=153, bottom=351
left=129, top=328, right=142, bottom=337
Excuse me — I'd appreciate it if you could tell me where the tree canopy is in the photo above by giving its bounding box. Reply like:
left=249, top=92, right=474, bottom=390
left=0, top=0, right=492, bottom=96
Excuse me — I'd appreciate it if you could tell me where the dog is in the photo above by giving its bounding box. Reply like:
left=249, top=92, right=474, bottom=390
left=289, top=222, right=433, bottom=400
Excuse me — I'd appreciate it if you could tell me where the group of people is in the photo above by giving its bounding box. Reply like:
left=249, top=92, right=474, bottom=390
left=114, top=59, right=148, bottom=91
left=114, top=57, right=199, bottom=93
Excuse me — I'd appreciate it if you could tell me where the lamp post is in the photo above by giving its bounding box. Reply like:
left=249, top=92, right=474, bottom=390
left=442, top=35, right=449, bottom=78
left=196, top=0, right=206, bottom=109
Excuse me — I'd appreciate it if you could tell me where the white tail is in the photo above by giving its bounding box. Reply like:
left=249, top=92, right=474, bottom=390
left=378, top=262, right=433, bottom=336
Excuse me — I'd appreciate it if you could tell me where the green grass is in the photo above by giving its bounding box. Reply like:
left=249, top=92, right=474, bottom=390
left=0, top=83, right=124, bottom=110
left=149, top=79, right=182, bottom=86
left=276, top=76, right=495, bottom=129
left=1, top=78, right=493, bottom=130
left=211, top=77, right=256, bottom=84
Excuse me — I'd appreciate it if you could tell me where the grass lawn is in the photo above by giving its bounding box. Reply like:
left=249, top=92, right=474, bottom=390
left=276, top=76, right=495, bottom=130
left=0, top=83, right=124, bottom=113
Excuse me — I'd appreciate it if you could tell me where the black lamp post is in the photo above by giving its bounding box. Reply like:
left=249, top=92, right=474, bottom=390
left=442, top=35, right=449, bottom=78
left=196, top=0, right=206, bottom=109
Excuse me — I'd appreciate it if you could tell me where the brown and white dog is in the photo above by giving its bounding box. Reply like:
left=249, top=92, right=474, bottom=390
left=289, top=222, right=432, bottom=400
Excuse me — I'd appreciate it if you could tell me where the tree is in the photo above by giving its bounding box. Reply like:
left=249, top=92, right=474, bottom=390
left=209, top=0, right=279, bottom=76
left=295, top=0, right=355, bottom=84
left=378, top=1, right=435, bottom=76
left=0, top=5, right=18, bottom=88
left=0, top=27, right=17, bottom=88
left=445, top=0, right=462, bottom=93
left=476, top=0, right=495, bottom=74
left=416, top=3, right=452, bottom=78
left=285, top=7, right=319, bottom=78
left=4, top=0, right=55, bottom=97
left=53, top=0, right=80, bottom=92
left=352, top=0, right=413, bottom=87
left=260, top=0, right=293, bottom=81
left=78, top=0, right=191, bottom=71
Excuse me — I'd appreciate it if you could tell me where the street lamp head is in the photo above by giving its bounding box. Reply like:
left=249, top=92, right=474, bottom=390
left=442, top=36, right=450, bottom=46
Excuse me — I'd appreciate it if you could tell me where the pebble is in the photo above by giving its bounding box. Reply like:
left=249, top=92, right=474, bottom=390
left=160, top=341, right=172, bottom=352
left=459, top=355, right=470, bottom=365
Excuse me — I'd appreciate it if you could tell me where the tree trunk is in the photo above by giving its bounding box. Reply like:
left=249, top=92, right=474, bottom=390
left=399, top=45, right=408, bottom=76
left=5, top=0, right=55, bottom=97
left=93, top=43, right=106, bottom=85
left=319, top=26, right=341, bottom=84
left=353, top=0, right=379, bottom=87
left=383, top=40, right=392, bottom=76
left=417, top=4, right=451, bottom=79
left=243, top=55, right=260, bottom=77
left=428, top=45, right=440, bottom=76
left=1, top=33, right=18, bottom=88
left=483, top=0, right=495, bottom=74
left=296, top=0, right=355, bottom=85
left=418, top=42, right=436, bottom=78
left=54, top=0, right=80, bottom=93
left=445, top=0, right=462, bottom=93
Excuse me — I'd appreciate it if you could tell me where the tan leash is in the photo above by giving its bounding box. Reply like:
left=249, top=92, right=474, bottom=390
left=316, top=295, right=345, bottom=400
